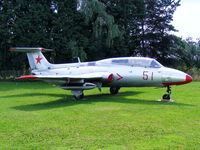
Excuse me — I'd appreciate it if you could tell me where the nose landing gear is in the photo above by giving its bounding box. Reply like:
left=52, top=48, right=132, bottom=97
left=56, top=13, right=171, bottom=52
left=162, top=86, right=171, bottom=100
left=161, top=86, right=174, bottom=102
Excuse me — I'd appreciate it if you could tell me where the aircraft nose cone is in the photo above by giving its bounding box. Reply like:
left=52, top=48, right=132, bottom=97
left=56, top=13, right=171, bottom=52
left=185, top=75, right=193, bottom=83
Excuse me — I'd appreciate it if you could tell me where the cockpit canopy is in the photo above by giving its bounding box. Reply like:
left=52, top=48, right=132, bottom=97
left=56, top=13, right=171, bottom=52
left=97, top=57, right=163, bottom=68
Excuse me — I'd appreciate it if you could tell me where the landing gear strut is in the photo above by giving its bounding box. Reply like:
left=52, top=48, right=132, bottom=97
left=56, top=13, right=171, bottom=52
left=71, top=90, right=84, bottom=100
left=162, top=86, right=171, bottom=100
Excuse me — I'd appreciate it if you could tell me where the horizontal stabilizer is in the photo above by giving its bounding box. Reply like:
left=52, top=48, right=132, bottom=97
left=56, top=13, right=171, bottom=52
left=10, top=47, right=53, bottom=53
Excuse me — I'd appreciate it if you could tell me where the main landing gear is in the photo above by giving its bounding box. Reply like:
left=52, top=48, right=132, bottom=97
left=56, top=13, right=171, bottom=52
left=110, top=87, right=120, bottom=95
left=162, top=86, right=171, bottom=100
left=71, top=90, right=84, bottom=100
left=71, top=87, right=121, bottom=100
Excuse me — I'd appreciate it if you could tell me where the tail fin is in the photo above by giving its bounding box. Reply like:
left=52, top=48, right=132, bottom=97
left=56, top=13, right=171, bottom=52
left=10, top=47, right=53, bottom=71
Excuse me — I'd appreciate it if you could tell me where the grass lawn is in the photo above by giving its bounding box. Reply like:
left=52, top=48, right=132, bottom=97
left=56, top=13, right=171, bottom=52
left=0, top=81, right=199, bottom=150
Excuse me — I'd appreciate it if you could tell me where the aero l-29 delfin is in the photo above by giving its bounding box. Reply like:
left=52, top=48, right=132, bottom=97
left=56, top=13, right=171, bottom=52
left=10, top=47, right=193, bottom=100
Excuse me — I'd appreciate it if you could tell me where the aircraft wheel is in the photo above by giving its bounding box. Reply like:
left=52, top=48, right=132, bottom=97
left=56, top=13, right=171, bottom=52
left=80, top=93, right=84, bottom=99
left=74, top=93, right=84, bottom=100
left=162, top=94, right=170, bottom=100
left=110, top=87, right=120, bottom=95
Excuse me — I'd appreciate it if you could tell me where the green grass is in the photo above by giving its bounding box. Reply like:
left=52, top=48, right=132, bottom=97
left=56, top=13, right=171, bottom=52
left=0, top=81, right=200, bottom=150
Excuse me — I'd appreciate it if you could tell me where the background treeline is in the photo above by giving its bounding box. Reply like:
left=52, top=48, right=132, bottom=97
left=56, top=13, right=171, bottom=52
left=0, top=0, right=200, bottom=78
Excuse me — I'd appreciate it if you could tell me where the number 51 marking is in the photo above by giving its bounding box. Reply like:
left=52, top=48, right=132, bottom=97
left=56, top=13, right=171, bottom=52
left=143, top=71, right=154, bottom=80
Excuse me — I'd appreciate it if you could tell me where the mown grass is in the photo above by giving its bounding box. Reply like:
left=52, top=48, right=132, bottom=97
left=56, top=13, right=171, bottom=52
left=0, top=81, right=199, bottom=150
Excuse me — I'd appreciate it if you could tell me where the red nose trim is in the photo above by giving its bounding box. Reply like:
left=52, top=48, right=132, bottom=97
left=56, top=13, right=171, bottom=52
left=16, top=75, right=37, bottom=80
left=163, top=75, right=193, bottom=86
left=186, top=75, right=193, bottom=83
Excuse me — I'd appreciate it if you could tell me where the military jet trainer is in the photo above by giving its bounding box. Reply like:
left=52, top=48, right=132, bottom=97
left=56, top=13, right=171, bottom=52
left=10, top=47, right=193, bottom=100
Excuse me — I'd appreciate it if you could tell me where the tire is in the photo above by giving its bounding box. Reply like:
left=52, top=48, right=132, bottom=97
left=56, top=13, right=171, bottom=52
left=74, top=93, right=84, bottom=100
left=110, top=87, right=120, bottom=95
left=162, top=94, right=170, bottom=100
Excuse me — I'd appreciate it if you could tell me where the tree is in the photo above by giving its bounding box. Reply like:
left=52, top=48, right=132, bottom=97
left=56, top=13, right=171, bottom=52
left=100, top=0, right=180, bottom=63
left=100, top=0, right=145, bottom=56
left=0, top=0, right=55, bottom=70
left=0, top=0, right=192, bottom=73
left=177, top=38, right=200, bottom=68
left=78, top=0, right=122, bottom=60
left=138, top=0, right=180, bottom=60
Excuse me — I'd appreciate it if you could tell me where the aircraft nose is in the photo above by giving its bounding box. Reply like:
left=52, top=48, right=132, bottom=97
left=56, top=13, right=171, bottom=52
left=162, top=68, right=193, bottom=86
left=185, top=75, right=193, bottom=83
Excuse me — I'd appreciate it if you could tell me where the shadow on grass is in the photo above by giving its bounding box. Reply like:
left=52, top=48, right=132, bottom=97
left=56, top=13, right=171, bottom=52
left=12, top=91, right=194, bottom=111
left=2, top=91, right=137, bottom=99
left=0, top=93, right=65, bottom=98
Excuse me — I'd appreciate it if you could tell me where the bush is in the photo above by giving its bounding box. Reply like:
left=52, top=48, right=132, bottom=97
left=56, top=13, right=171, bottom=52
left=176, top=66, right=200, bottom=81
left=0, top=70, right=30, bottom=80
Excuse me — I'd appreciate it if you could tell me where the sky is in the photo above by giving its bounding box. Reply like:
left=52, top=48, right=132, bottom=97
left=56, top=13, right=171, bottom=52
left=172, top=0, right=200, bottom=40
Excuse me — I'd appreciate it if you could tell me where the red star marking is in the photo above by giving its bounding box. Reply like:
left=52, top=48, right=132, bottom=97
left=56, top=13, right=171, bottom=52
left=35, top=55, right=42, bottom=64
left=116, top=73, right=123, bottom=80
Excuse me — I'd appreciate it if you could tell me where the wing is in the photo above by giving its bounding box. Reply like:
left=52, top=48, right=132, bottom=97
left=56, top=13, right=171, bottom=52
left=16, top=72, right=114, bottom=82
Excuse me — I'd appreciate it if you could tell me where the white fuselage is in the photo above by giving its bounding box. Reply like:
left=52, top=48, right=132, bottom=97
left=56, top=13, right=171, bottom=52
left=32, top=57, right=191, bottom=87
left=11, top=47, right=193, bottom=99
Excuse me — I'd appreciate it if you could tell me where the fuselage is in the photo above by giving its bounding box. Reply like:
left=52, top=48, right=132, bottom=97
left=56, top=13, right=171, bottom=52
left=11, top=47, right=193, bottom=99
left=32, top=57, right=192, bottom=87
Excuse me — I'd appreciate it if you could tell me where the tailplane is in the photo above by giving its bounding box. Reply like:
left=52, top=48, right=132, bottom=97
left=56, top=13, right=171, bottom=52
left=10, top=47, right=53, bottom=71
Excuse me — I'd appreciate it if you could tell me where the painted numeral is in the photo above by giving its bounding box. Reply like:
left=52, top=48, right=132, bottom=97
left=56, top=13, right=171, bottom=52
left=143, top=71, right=154, bottom=80
left=143, top=71, right=148, bottom=80
left=151, top=72, right=154, bottom=80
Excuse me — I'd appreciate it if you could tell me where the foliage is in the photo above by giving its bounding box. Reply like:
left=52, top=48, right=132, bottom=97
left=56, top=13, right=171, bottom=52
left=165, top=37, right=200, bottom=68
left=179, top=38, right=200, bottom=68
left=0, top=0, right=200, bottom=71
left=79, top=0, right=121, bottom=47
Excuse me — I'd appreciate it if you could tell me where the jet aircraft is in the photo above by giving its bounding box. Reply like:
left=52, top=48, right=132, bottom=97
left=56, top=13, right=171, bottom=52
left=10, top=47, right=193, bottom=100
